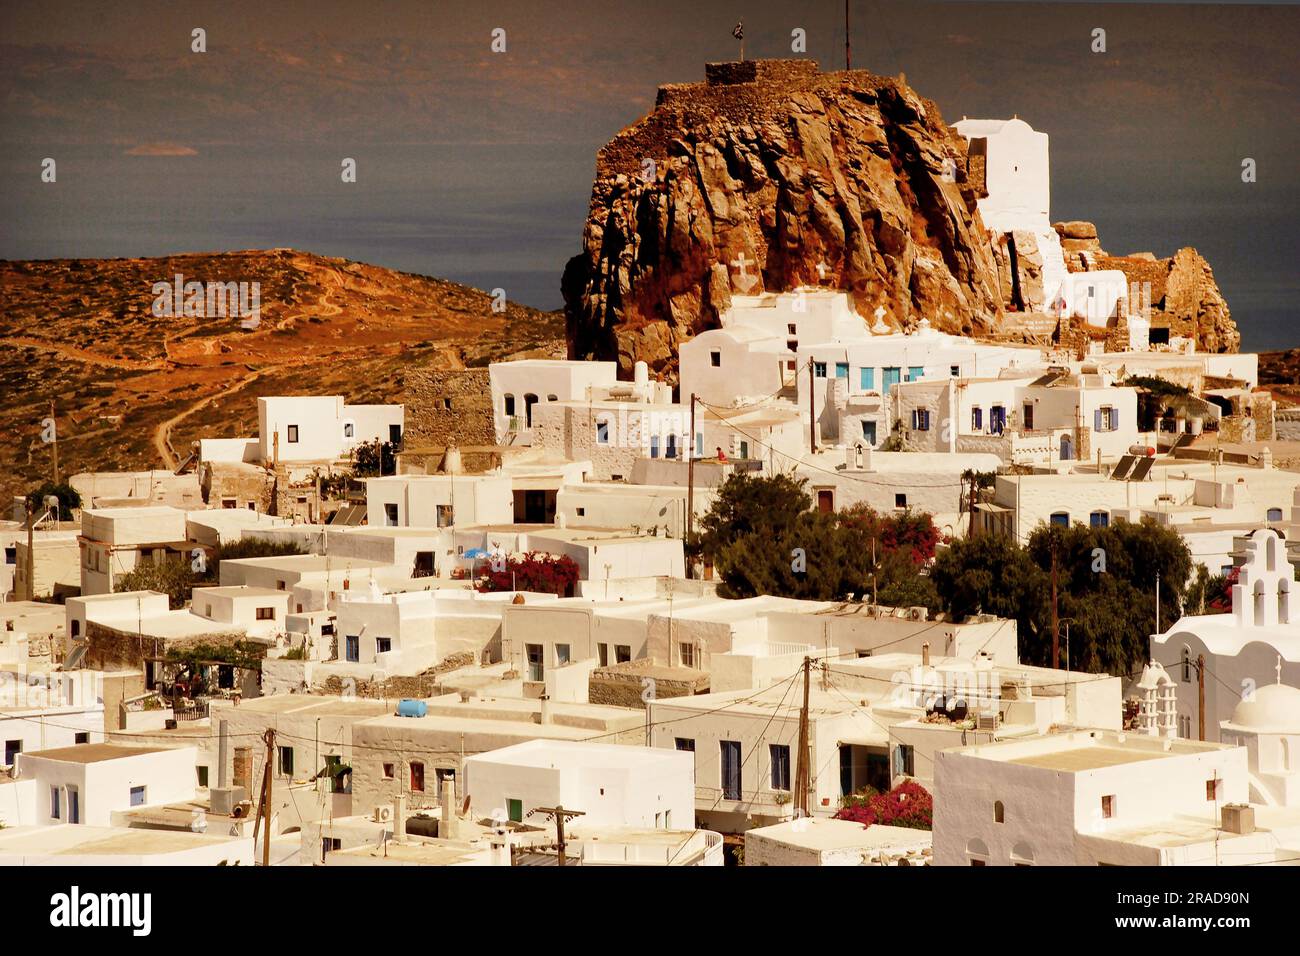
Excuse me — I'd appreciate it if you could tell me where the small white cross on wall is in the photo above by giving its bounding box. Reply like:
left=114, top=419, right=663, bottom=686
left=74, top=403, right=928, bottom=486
left=730, top=252, right=758, bottom=291
left=873, top=305, right=887, bottom=321
left=816, top=260, right=829, bottom=280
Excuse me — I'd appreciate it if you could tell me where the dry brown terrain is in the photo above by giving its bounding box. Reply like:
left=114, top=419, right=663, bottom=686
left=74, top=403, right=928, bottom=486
left=0, top=250, right=563, bottom=501
left=1260, top=349, right=1300, bottom=407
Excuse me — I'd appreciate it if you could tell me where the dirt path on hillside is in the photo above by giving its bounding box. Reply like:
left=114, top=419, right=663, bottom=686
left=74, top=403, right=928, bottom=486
left=0, top=336, right=165, bottom=371
left=152, top=369, right=267, bottom=469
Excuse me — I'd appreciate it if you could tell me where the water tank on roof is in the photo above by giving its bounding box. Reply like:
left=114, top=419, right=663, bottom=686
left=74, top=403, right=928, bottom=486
left=396, top=699, right=427, bottom=718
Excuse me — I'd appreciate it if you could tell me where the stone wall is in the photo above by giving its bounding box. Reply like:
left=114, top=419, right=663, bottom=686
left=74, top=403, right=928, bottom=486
left=401, top=368, right=496, bottom=448
left=312, top=651, right=477, bottom=700
left=83, top=620, right=252, bottom=671
left=589, top=660, right=708, bottom=709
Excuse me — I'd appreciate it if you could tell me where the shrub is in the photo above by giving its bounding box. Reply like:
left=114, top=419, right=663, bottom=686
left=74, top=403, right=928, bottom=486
left=834, top=780, right=933, bottom=830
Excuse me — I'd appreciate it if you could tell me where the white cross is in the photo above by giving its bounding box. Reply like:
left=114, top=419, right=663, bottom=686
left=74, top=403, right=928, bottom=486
left=816, top=260, right=829, bottom=280
left=873, top=305, right=886, bottom=321
left=731, top=252, right=758, bottom=291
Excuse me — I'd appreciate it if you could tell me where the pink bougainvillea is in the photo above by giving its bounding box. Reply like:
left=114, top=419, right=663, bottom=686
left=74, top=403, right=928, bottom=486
left=475, top=551, right=580, bottom=597
left=833, top=779, right=933, bottom=830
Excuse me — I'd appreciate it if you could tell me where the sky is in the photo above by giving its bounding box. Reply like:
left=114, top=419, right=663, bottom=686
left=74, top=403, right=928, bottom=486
left=1, top=0, right=1296, bottom=349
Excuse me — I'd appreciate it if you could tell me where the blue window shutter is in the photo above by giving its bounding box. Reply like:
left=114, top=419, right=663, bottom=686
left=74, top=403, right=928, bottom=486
left=860, top=367, right=874, bottom=390
left=1094, top=409, right=1103, bottom=432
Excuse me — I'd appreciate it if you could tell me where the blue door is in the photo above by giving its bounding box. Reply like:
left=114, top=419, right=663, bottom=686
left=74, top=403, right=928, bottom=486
left=68, top=786, right=80, bottom=824
left=1060, top=435, right=1073, bottom=461
left=908, top=366, right=924, bottom=382
left=861, top=421, right=877, bottom=444
left=990, top=406, right=1006, bottom=434
left=882, top=367, right=901, bottom=394
left=835, top=362, right=849, bottom=380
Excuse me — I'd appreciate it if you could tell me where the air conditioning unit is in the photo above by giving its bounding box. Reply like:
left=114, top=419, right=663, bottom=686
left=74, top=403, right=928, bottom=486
left=976, top=713, right=998, bottom=732
left=373, top=805, right=393, bottom=823
left=908, top=606, right=928, bottom=621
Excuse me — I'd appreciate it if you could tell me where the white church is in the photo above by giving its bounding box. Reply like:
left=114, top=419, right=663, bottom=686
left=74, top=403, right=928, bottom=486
left=1151, top=528, right=1299, bottom=741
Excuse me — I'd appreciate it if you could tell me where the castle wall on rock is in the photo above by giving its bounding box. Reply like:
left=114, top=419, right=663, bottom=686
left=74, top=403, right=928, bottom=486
left=401, top=368, right=496, bottom=449
left=568, top=59, right=1005, bottom=383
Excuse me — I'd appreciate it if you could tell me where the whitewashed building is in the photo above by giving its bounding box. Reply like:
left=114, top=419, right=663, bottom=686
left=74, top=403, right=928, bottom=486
left=1151, top=528, right=1298, bottom=741
left=463, top=739, right=694, bottom=830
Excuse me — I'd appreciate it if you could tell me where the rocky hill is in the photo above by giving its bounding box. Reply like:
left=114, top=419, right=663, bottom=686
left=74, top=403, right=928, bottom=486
left=563, top=59, right=1239, bottom=381
left=0, top=250, right=563, bottom=502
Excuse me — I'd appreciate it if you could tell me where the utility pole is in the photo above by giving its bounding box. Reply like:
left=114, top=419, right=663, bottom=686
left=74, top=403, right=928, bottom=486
left=24, top=499, right=35, bottom=602
left=1049, top=535, right=1060, bottom=670
left=254, top=728, right=275, bottom=867
left=794, top=657, right=812, bottom=817
left=1197, top=654, right=1206, bottom=741
left=50, top=400, right=60, bottom=488
left=1156, top=570, right=1162, bottom=633
left=845, top=0, right=851, bottom=70
left=686, top=392, right=697, bottom=576
left=967, top=472, right=978, bottom=538
left=808, top=362, right=817, bottom=455
left=536, top=805, right=585, bottom=866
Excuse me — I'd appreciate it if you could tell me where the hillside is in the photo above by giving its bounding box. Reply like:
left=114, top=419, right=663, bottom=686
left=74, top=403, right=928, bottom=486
left=0, top=250, right=564, bottom=503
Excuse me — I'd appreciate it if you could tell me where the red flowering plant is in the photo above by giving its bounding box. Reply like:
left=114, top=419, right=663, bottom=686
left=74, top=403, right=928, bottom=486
left=475, top=551, right=580, bottom=598
left=838, top=504, right=941, bottom=565
left=833, top=779, right=933, bottom=830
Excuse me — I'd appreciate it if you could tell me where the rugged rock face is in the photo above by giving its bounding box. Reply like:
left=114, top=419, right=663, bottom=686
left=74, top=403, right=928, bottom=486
left=564, top=59, right=1243, bottom=380
left=1090, top=245, right=1240, bottom=353
left=563, top=59, right=1005, bottom=381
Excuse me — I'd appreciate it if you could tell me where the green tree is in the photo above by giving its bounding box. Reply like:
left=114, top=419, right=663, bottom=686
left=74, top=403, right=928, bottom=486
left=932, top=517, right=1193, bottom=675
left=930, top=533, right=1050, bottom=653
left=714, top=509, right=847, bottom=600
left=26, top=482, right=81, bottom=521
left=115, top=560, right=197, bottom=609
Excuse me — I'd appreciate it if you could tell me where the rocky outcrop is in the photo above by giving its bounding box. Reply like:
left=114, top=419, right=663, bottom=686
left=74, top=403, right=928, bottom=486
left=563, top=59, right=1005, bottom=381
left=1097, top=247, right=1239, bottom=353
left=1053, top=220, right=1108, bottom=269
left=564, top=60, right=1244, bottom=378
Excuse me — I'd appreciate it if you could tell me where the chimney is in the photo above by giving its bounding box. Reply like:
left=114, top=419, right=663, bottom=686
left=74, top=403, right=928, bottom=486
left=394, top=794, right=407, bottom=842
left=922, top=642, right=930, bottom=667
left=489, top=832, right=512, bottom=866
left=217, top=719, right=230, bottom=789
left=538, top=694, right=552, bottom=725
left=1221, top=803, right=1255, bottom=835
left=440, top=778, right=458, bottom=840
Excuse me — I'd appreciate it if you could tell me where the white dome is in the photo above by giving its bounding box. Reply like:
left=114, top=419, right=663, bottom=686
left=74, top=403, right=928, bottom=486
left=1225, top=683, right=1300, bottom=735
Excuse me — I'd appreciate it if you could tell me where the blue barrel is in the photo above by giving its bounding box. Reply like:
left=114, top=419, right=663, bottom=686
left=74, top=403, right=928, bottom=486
left=396, top=699, right=427, bottom=718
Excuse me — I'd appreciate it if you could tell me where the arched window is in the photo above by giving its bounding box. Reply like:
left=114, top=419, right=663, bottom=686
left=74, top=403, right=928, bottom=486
left=503, top=394, right=515, bottom=417
left=523, top=393, right=539, bottom=428
left=966, top=838, right=989, bottom=866
left=1050, top=512, right=1069, bottom=527
left=1089, top=511, right=1109, bottom=528
left=1267, top=508, right=1283, bottom=523
left=1181, top=646, right=1192, bottom=683
left=994, top=800, right=1005, bottom=823
left=1010, top=842, right=1035, bottom=866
